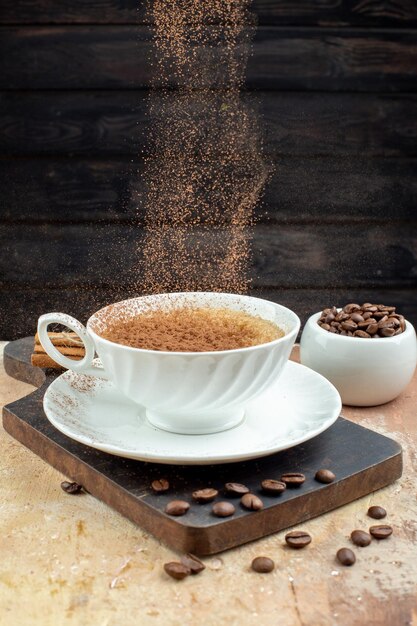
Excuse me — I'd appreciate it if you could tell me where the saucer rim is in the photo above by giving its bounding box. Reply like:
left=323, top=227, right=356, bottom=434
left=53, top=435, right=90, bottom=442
left=43, top=361, right=342, bottom=465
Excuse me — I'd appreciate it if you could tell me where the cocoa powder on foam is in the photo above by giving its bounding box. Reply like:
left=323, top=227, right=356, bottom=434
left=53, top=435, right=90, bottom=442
left=99, top=307, right=284, bottom=352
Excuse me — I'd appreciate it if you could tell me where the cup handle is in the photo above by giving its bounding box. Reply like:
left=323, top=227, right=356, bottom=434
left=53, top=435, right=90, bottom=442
left=37, top=312, right=109, bottom=379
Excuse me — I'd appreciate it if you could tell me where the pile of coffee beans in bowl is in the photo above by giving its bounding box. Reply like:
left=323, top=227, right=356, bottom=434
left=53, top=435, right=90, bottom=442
left=318, top=303, right=406, bottom=338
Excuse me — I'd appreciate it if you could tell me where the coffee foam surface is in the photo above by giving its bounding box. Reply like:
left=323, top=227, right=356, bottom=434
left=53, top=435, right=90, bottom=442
left=96, top=305, right=284, bottom=352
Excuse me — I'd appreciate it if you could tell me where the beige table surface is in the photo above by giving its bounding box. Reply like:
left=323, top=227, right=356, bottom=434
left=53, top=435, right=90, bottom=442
left=1, top=341, right=416, bottom=626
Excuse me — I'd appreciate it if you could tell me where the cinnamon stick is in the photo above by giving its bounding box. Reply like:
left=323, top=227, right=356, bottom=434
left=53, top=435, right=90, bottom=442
left=31, top=354, right=83, bottom=369
left=32, top=331, right=85, bottom=369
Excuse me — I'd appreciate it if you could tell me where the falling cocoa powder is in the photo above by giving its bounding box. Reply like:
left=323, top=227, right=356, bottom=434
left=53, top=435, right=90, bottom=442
left=136, top=0, right=269, bottom=294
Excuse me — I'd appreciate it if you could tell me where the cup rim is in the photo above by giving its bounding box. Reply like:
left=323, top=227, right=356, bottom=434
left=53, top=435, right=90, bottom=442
left=87, top=292, right=301, bottom=356
left=308, top=310, right=414, bottom=343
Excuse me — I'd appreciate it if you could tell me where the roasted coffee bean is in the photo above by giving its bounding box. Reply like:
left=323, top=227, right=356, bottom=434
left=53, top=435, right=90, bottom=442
left=192, top=488, right=218, bottom=503
left=315, top=469, right=335, bottom=484
left=212, top=501, right=235, bottom=517
left=165, top=500, right=190, bottom=516
left=285, top=530, right=312, bottom=549
left=367, top=505, right=387, bottom=519
left=354, top=330, right=371, bottom=338
left=151, top=478, right=170, bottom=493
left=343, top=303, right=361, bottom=313
left=328, top=326, right=337, bottom=333
left=281, top=472, right=305, bottom=487
left=261, top=479, right=286, bottom=495
left=180, top=553, right=205, bottom=575
left=320, top=323, right=331, bottom=331
left=384, top=306, right=396, bottom=312
left=351, top=312, right=364, bottom=323
left=378, top=318, right=391, bottom=327
left=337, top=548, right=356, bottom=566
left=224, top=482, right=250, bottom=496
left=369, top=525, right=393, bottom=539
left=164, top=562, right=190, bottom=580
left=241, top=493, right=264, bottom=511
left=341, top=320, right=357, bottom=331
left=380, top=327, right=395, bottom=337
left=325, top=313, right=335, bottom=323
left=251, top=556, right=275, bottom=573
left=351, top=530, right=372, bottom=547
left=357, top=320, right=372, bottom=328
left=60, top=481, right=83, bottom=494
left=367, top=323, right=379, bottom=335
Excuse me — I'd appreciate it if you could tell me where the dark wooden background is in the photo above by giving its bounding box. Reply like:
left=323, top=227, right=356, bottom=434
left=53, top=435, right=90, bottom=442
left=1, top=1, right=416, bottom=339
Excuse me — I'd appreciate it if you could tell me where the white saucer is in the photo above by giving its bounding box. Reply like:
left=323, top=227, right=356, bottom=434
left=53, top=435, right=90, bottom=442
left=43, top=361, right=341, bottom=465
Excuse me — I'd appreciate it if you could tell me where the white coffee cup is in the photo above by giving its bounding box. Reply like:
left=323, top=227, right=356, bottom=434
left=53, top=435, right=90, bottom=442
left=38, top=292, right=300, bottom=435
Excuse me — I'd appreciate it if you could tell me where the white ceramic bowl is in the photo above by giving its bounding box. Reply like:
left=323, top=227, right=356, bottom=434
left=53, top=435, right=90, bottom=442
left=300, top=311, right=417, bottom=406
left=38, top=292, right=300, bottom=434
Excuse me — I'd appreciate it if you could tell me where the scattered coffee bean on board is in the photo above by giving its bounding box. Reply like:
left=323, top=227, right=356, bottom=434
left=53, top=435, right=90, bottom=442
left=337, top=548, right=356, bottom=566
left=180, top=554, right=205, bottom=575
left=241, top=493, right=264, bottom=511
left=351, top=530, right=372, bottom=547
left=281, top=472, right=305, bottom=487
left=151, top=478, right=170, bottom=493
left=315, top=469, right=336, bottom=484
left=285, top=531, right=312, bottom=549
left=212, top=501, right=236, bottom=517
left=261, top=479, right=286, bottom=495
left=224, top=482, right=250, bottom=496
left=165, top=500, right=190, bottom=516
left=318, top=303, right=405, bottom=338
left=368, top=505, right=387, bottom=519
left=164, top=562, right=190, bottom=580
left=60, top=481, right=83, bottom=494
left=192, top=488, right=218, bottom=503
left=369, top=525, right=393, bottom=539
left=251, top=557, right=275, bottom=573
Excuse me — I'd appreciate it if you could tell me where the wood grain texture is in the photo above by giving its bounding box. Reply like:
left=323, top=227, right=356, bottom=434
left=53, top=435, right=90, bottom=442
left=1, top=287, right=416, bottom=341
left=1, top=26, right=417, bottom=91
left=1, top=337, right=403, bottom=555
left=1, top=92, right=416, bottom=157
left=2, top=157, right=417, bottom=223
left=1, top=222, right=416, bottom=290
left=1, top=0, right=416, bottom=26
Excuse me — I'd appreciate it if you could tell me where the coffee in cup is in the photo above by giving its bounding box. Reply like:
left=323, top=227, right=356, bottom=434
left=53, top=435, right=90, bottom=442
left=98, top=306, right=285, bottom=352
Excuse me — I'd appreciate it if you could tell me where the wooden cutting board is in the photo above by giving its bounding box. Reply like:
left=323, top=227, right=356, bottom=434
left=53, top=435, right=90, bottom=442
left=2, top=337, right=402, bottom=555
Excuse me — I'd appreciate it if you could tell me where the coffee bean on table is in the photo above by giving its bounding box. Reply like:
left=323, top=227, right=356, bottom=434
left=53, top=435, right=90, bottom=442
left=337, top=548, right=356, bottom=566
left=180, top=553, right=205, bottom=575
left=261, top=479, right=286, bottom=495
left=241, top=493, right=264, bottom=511
left=251, top=557, right=275, bottom=573
left=224, top=482, right=249, bottom=496
left=285, top=531, right=312, bottom=549
left=281, top=473, right=305, bottom=487
left=165, top=500, right=190, bottom=516
left=367, top=505, right=387, bottom=520
left=192, top=488, right=218, bottom=503
left=212, top=501, right=235, bottom=517
left=369, top=525, right=393, bottom=539
left=151, top=478, right=170, bottom=493
left=315, top=469, right=336, bottom=484
left=351, top=530, right=372, bottom=547
left=164, top=562, right=190, bottom=580
left=60, top=481, right=83, bottom=494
